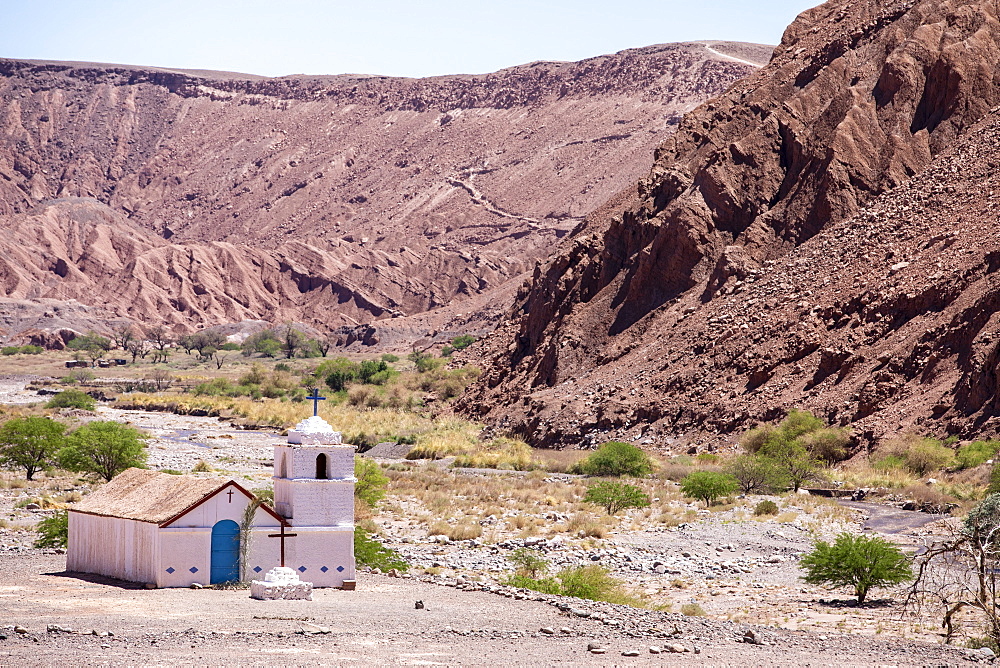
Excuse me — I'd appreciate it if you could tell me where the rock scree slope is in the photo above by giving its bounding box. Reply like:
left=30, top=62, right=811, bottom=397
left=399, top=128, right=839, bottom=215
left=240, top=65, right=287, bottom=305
left=459, top=0, right=1000, bottom=448
left=0, top=42, right=768, bottom=337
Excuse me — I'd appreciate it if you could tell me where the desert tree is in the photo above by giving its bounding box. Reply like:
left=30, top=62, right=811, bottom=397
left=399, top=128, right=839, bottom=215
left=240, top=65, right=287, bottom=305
left=145, top=325, right=173, bottom=363
left=211, top=349, right=231, bottom=370
left=0, top=416, right=66, bottom=480
left=110, top=324, right=137, bottom=351
left=126, top=336, right=149, bottom=363
left=906, top=494, right=1000, bottom=644
left=280, top=323, right=307, bottom=359
left=584, top=480, right=651, bottom=514
left=146, top=369, right=174, bottom=391
left=680, top=471, right=739, bottom=506
left=58, top=421, right=148, bottom=482
left=67, top=331, right=111, bottom=367
left=801, top=532, right=912, bottom=604
left=728, top=454, right=786, bottom=494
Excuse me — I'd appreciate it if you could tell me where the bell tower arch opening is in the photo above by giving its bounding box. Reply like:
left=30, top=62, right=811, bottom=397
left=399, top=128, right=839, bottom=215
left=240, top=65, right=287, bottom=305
left=316, top=453, right=328, bottom=479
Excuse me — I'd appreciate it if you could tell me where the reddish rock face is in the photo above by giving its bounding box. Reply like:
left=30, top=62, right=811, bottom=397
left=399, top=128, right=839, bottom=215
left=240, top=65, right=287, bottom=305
left=0, top=42, right=766, bottom=338
left=460, top=0, right=1000, bottom=448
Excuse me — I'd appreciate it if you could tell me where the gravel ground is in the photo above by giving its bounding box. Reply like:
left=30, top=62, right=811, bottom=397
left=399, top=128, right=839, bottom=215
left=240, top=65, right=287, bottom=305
left=0, top=553, right=986, bottom=665
left=0, top=378, right=991, bottom=664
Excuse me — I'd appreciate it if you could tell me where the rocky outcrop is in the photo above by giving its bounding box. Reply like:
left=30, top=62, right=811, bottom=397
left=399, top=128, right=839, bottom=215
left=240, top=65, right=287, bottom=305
left=0, top=42, right=767, bottom=338
left=460, top=0, right=1000, bottom=448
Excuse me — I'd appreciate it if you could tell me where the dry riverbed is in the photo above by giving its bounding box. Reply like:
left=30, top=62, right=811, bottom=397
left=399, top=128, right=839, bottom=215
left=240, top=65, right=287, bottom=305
left=0, top=378, right=990, bottom=664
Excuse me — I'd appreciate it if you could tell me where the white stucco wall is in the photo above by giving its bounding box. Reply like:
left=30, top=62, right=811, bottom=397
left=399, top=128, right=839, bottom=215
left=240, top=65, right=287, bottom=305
left=156, top=490, right=284, bottom=587
left=68, top=512, right=159, bottom=585
left=284, top=527, right=355, bottom=587
left=274, top=479, right=354, bottom=526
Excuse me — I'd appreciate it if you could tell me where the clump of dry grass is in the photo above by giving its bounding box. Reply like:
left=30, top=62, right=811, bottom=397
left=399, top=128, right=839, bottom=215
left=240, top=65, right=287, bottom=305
left=453, top=438, right=535, bottom=471
left=899, top=483, right=959, bottom=513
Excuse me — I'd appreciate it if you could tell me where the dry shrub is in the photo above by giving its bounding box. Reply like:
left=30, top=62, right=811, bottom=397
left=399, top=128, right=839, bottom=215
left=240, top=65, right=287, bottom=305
left=877, top=434, right=954, bottom=475
left=680, top=603, right=707, bottom=616
left=535, top=449, right=589, bottom=473
left=659, top=463, right=693, bottom=482
left=54, top=491, right=82, bottom=504
left=446, top=523, right=482, bottom=541
left=901, top=484, right=959, bottom=513
left=427, top=520, right=450, bottom=537
left=568, top=513, right=609, bottom=538
left=453, top=437, right=535, bottom=471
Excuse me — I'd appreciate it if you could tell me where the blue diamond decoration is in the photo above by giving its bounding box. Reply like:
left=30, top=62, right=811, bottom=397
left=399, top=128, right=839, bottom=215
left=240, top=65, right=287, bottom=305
left=189, top=567, right=199, bottom=574
left=253, top=566, right=262, bottom=573
left=298, top=566, right=307, bottom=573
left=165, top=567, right=175, bottom=574
left=320, top=566, right=329, bottom=573
left=336, top=566, right=345, bottom=573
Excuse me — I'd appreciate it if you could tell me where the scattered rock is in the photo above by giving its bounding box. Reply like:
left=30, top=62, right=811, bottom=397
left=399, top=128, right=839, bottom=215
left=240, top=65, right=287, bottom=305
left=540, top=627, right=555, bottom=635
left=414, top=600, right=424, bottom=610
left=649, top=645, right=662, bottom=654
left=622, top=649, right=640, bottom=657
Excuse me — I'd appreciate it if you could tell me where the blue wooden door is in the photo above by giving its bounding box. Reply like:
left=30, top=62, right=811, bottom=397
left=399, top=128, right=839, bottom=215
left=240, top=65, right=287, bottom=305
left=210, top=520, right=240, bottom=583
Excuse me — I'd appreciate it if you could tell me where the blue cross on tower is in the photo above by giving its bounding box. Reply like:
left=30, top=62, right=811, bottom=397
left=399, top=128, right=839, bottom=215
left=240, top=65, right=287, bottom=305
left=306, top=387, right=326, bottom=416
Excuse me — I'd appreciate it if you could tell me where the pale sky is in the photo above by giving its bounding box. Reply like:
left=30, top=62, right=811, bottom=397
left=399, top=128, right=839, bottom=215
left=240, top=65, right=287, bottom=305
left=3, top=0, right=820, bottom=78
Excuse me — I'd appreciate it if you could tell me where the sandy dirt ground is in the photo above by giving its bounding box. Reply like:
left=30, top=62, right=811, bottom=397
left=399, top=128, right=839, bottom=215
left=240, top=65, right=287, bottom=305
left=0, top=553, right=985, bottom=666
left=0, top=378, right=991, bottom=664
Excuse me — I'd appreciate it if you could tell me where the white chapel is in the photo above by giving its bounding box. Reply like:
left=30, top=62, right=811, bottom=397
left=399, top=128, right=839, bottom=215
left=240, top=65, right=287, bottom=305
left=67, top=414, right=356, bottom=589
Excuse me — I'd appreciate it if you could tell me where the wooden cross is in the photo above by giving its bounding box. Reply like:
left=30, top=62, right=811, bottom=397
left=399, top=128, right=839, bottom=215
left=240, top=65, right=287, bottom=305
left=226, top=489, right=234, bottom=503
left=306, top=387, right=326, bottom=416
left=267, top=525, right=298, bottom=567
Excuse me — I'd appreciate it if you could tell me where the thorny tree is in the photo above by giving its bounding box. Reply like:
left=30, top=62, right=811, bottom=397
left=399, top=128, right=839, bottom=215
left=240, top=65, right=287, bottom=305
left=906, top=494, right=1000, bottom=645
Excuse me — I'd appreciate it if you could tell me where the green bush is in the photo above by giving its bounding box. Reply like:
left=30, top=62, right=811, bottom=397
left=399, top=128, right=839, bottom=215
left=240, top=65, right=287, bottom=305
left=956, top=440, right=1000, bottom=470
left=879, top=434, right=954, bottom=475
left=58, top=421, right=147, bottom=481
left=799, top=532, right=913, bottom=604
left=0, top=416, right=67, bottom=480
left=584, top=480, right=651, bottom=514
left=988, top=463, right=1000, bottom=496
left=60, top=369, right=95, bottom=385
left=20, top=345, right=43, bottom=355
left=408, top=351, right=444, bottom=373
left=380, top=353, right=399, bottom=363
left=45, top=389, right=96, bottom=411
left=680, top=471, right=739, bottom=506
left=754, top=500, right=779, bottom=516
left=680, top=603, right=706, bottom=616
left=355, top=457, right=389, bottom=508
left=450, top=334, right=477, bottom=351
left=507, top=548, right=549, bottom=578
left=1, top=346, right=18, bottom=356
left=34, top=510, right=68, bottom=548
left=729, top=454, right=786, bottom=494
left=506, top=564, right=635, bottom=604
left=571, top=441, right=653, bottom=477
left=354, top=528, right=408, bottom=572
left=741, top=410, right=851, bottom=464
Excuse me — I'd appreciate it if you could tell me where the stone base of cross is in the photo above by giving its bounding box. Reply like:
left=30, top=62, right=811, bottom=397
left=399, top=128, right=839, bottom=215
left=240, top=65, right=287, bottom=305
left=250, top=566, right=313, bottom=601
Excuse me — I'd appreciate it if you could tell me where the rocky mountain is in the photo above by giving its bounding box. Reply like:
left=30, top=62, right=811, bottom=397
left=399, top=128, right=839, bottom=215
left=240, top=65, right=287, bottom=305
left=459, top=0, right=1000, bottom=448
left=0, top=41, right=769, bottom=343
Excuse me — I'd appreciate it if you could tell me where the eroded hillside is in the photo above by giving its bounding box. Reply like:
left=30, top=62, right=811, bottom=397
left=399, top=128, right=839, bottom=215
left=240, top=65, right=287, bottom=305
left=460, top=0, right=1000, bottom=448
left=0, top=42, right=767, bottom=339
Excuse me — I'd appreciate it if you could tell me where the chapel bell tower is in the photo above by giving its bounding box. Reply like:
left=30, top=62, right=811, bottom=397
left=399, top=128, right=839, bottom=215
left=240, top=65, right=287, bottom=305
left=272, top=411, right=355, bottom=527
